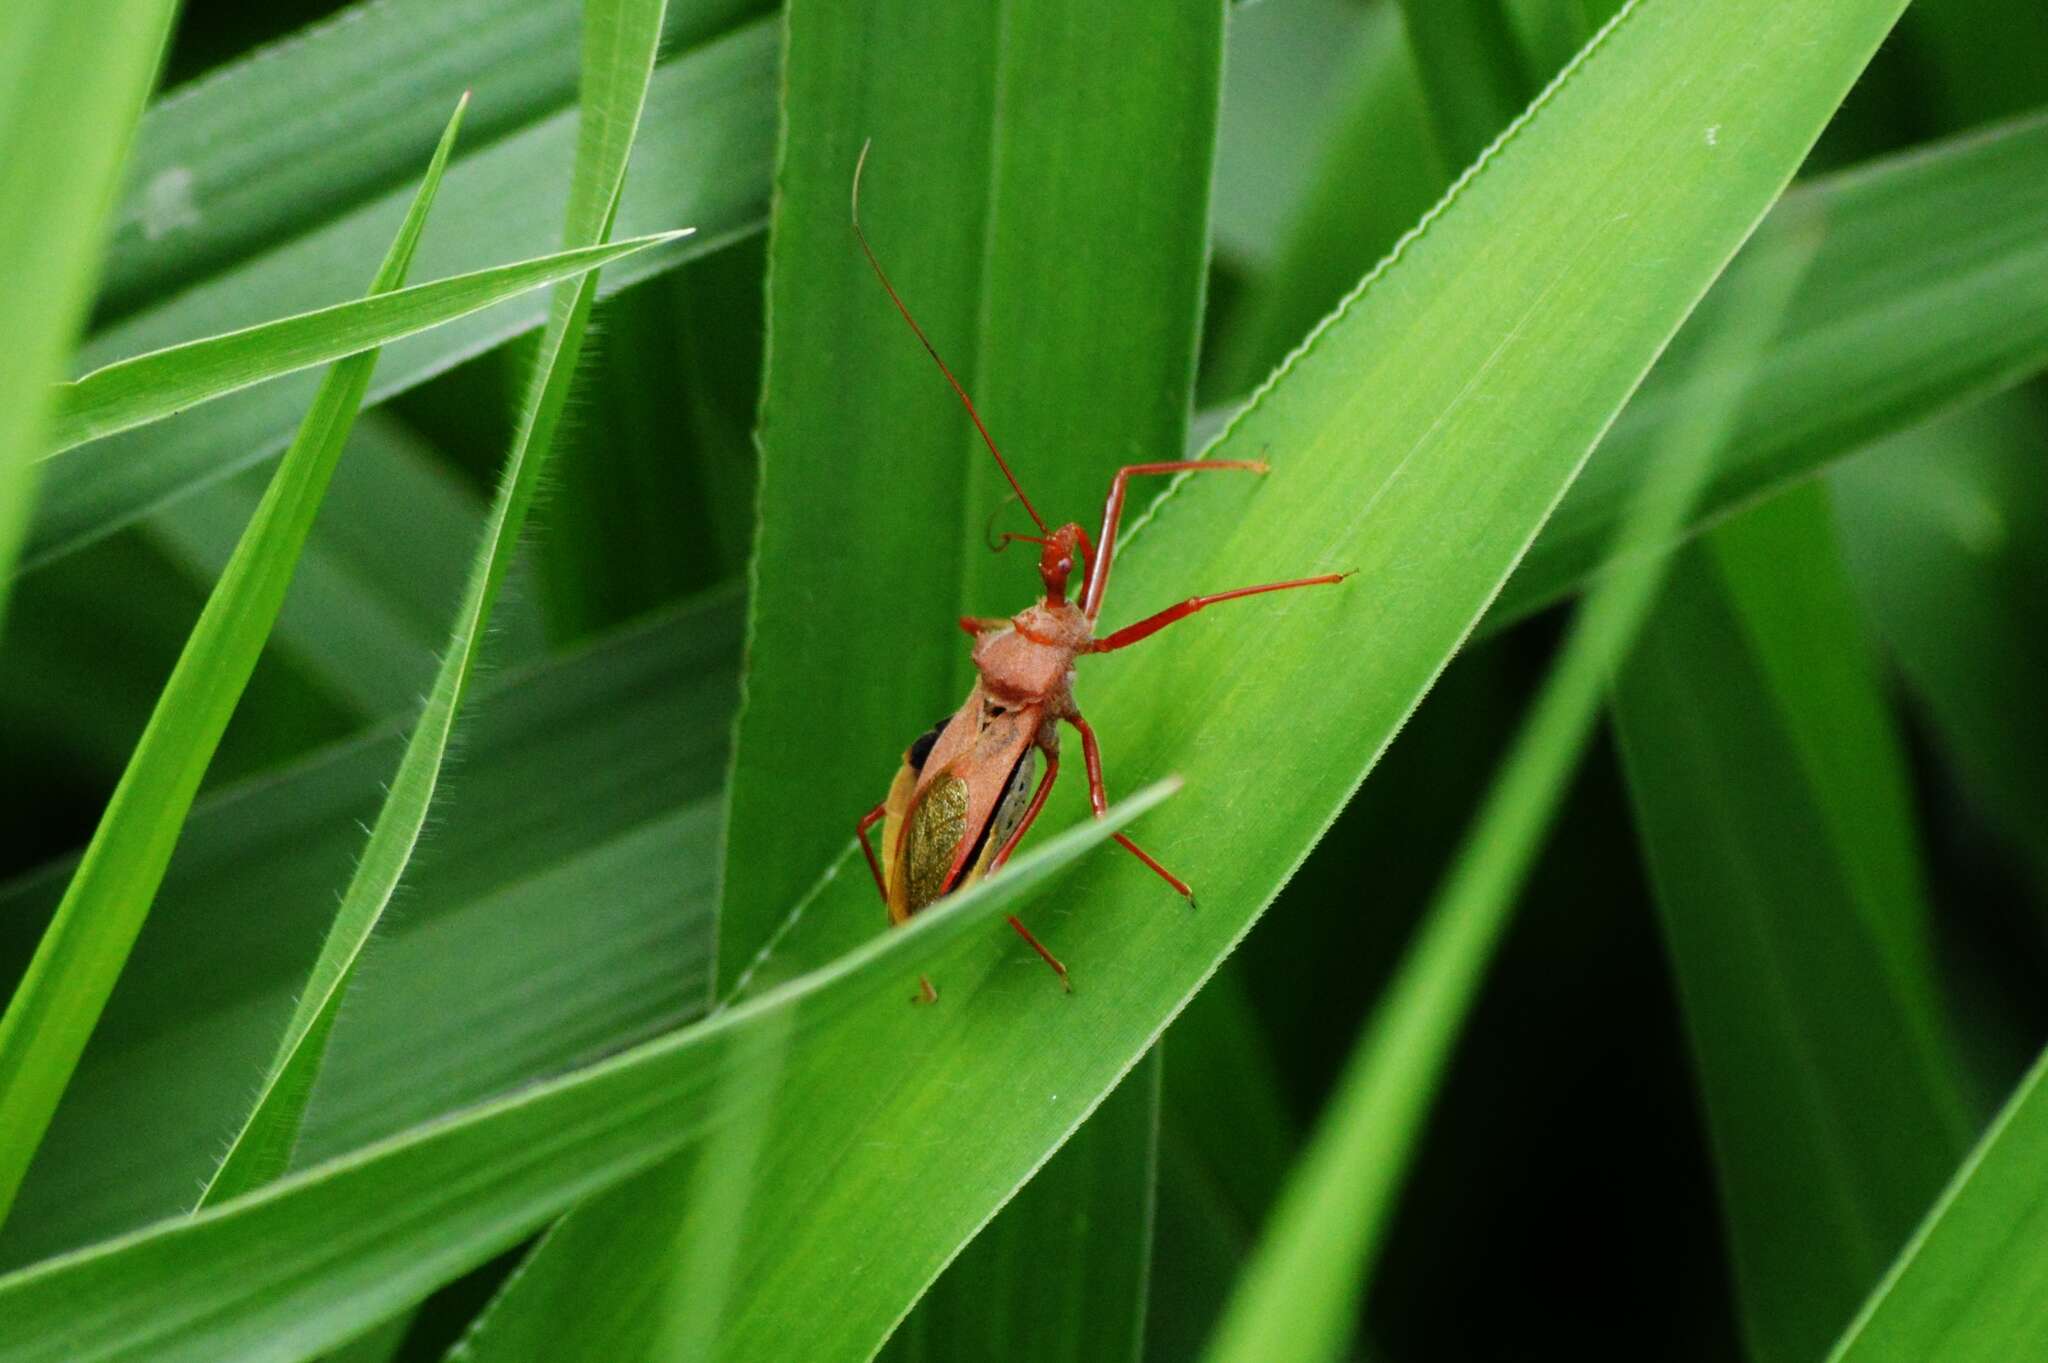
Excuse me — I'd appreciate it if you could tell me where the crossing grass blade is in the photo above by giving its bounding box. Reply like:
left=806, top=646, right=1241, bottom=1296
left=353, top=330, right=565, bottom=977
left=24, top=15, right=777, bottom=574
left=0, top=783, right=1177, bottom=1363
left=100, top=0, right=766, bottom=318
left=137, top=411, right=548, bottom=721
left=194, top=0, right=677, bottom=1209
left=0, top=97, right=467, bottom=1229
left=47, top=231, right=689, bottom=453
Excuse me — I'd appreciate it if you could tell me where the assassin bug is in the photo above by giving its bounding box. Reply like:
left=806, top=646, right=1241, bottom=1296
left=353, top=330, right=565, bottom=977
left=849, top=143, right=1346, bottom=998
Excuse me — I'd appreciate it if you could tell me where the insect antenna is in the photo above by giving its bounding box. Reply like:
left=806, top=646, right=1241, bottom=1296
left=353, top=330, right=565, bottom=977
left=852, top=139, right=1048, bottom=534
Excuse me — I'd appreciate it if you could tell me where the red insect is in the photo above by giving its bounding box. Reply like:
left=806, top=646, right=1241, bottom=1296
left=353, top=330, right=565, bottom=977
left=849, top=145, right=1346, bottom=998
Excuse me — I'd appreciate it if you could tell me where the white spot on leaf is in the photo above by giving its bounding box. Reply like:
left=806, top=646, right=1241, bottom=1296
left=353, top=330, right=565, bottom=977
left=142, top=167, right=201, bottom=240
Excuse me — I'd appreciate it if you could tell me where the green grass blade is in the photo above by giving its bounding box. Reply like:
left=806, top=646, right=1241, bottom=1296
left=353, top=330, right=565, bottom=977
left=1826, top=1043, right=2048, bottom=1362
left=1612, top=486, right=1976, bottom=1361
left=0, top=784, right=1177, bottom=1363
left=194, top=0, right=673, bottom=1209
left=0, top=596, right=739, bottom=1270
left=881, top=1051, right=1163, bottom=1363
left=25, top=17, right=776, bottom=573
left=0, top=97, right=468, bottom=1229
left=1832, top=392, right=2048, bottom=906
left=0, top=0, right=175, bottom=619
left=101, top=0, right=764, bottom=317
left=1395, top=0, right=1533, bottom=170
left=1196, top=190, right=1817, bottom=1363
left=438, top=999, right=797, bottom=1363
left=1490, top=110, right=2048, bottom=630
left=49, top=231, right=689, bottom=453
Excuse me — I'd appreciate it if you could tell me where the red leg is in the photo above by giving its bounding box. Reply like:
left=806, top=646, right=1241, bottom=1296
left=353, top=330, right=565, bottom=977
left=1081, top=460, right=1269, bottom=620
left=1006, top=916, right=1072, bottom=992
left=982, top=751, right=1072, bottom=991
left=1071, top=713, right=1195, bottom=904
left=1089, top=573, right=1349, bottom=654
left=856, top=801, right=889, bottom=903
left=988, top=749, right=1059, bottom=874
left=958, top=615, right=1007, bottom=638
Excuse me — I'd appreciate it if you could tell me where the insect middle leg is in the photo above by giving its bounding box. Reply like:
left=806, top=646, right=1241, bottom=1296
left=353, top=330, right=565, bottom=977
left=1071, top=713, right=1195, bottom=904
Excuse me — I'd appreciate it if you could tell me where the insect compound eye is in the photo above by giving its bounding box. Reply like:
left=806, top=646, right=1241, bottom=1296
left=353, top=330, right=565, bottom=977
left=1057, top=557, right=1072, bottom=575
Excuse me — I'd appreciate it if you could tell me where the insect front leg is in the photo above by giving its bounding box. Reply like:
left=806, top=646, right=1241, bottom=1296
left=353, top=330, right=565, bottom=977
left=1070, top=712, right=1196, bottom=905
left=1082, top=460, right=1270, bottom=619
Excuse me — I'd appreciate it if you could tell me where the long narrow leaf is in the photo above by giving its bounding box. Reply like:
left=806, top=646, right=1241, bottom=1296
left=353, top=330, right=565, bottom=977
left=138, top=412, right=549, bottom=720
left=196, top=0, right=678, bottom=1207
left=0, top=783, right=1180, bottom=1363
left=102, top=0, right=764, bottom=315
left=25, top=17, right=777, bottom=572
left=0, top=0, right=175, bottom=616
left=1826, top=1043, right=2048, bottom=1362
left=0, top=98, right=468, bottom=1228
left=1197, top=191, right=1818, bottom=1363
left=48, top=231, right=689, bottom=453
